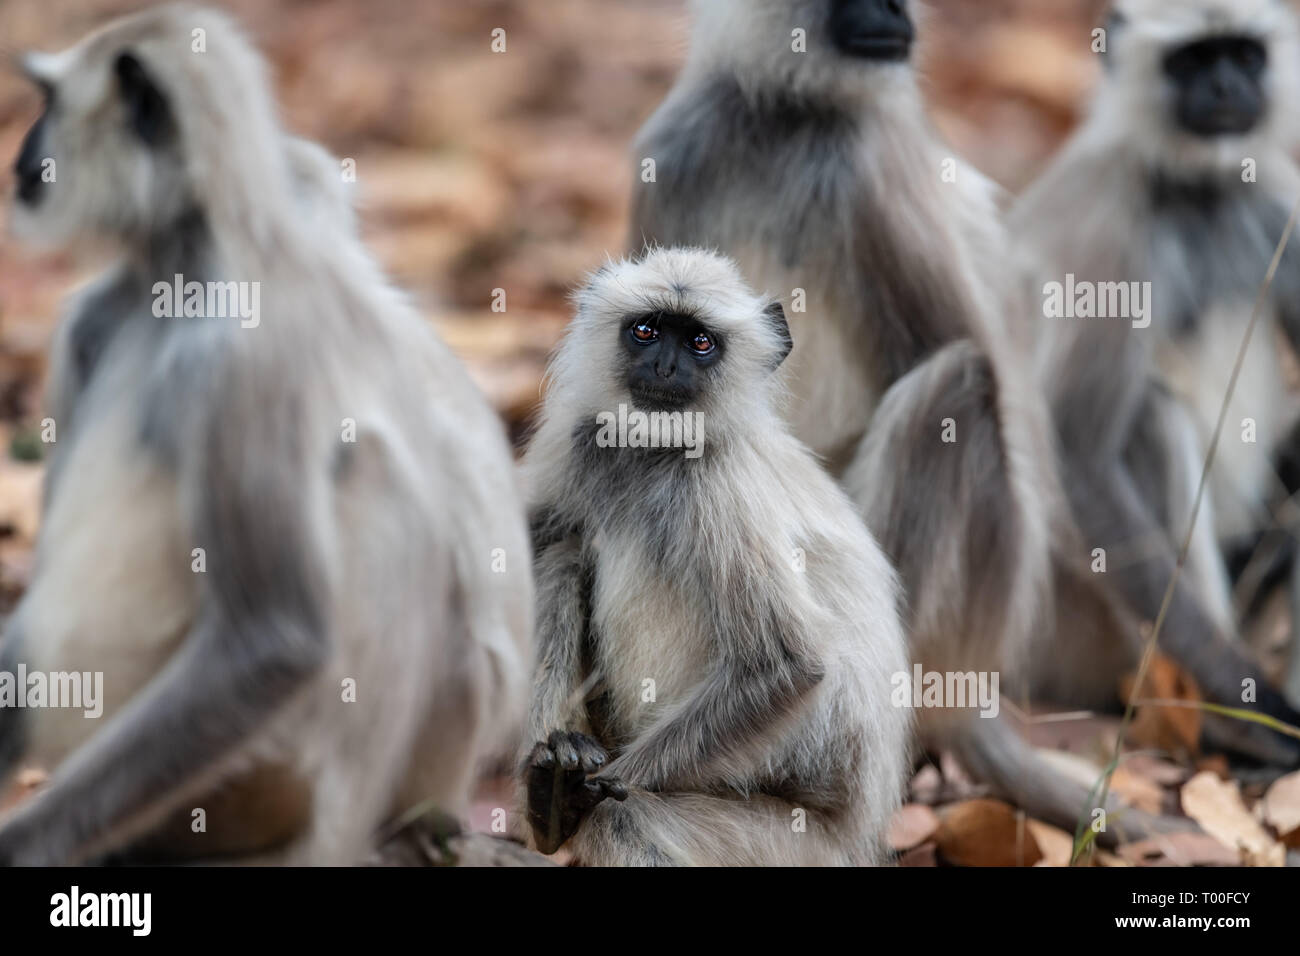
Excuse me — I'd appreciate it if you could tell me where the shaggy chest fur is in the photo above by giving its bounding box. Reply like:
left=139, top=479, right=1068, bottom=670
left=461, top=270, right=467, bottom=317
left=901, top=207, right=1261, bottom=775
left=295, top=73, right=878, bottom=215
left=586, top=527, right=714, bottom=745
left=19, top=329, right=195, bottom=769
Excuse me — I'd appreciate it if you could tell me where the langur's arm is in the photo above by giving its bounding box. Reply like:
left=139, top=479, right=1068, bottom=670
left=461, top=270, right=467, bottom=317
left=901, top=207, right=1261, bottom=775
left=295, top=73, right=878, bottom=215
left=0, top=382, right=330, bottom=865
left=526, top=526, right=594, bottom=741
left=1069, top=454, right=1300, bottom=737
left=596, top=548, right=824, bottom=792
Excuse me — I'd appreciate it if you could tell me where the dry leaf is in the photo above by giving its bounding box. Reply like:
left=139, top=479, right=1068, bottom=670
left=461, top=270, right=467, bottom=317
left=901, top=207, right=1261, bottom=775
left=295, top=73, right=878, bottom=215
left=1180, top=771, right=1284, bottom=866
left=1026, top=819, right=1073, bottom=867
left=1094, top=848, right=1131, bottom=867
left=1118, top=832, right=1243, bottom=867
left=1256, top=770, right=1300, bottom=836
left=1122, top=753, right=1192, bottom=788
left=1112, top=766, right=1167, bottom=815
left=898, top=842, right=938, bottom=867
left=889, top=804, right=941, bottom=851
left=1120, top=653, right=1202, bottom=757
left=935, top=799, right=1042, bottom=867
left=909, top=764, right=944, bottom=805
left=1028, top=819, right=1132, bottom=867
left=940, top=750, right=977, bottom=790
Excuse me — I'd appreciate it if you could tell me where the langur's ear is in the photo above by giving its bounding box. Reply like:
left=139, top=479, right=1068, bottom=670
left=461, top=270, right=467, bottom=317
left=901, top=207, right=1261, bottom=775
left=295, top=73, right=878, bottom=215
left=115, top=51, right=175, bottom=146
left=763, top=301, right=793, bottom=370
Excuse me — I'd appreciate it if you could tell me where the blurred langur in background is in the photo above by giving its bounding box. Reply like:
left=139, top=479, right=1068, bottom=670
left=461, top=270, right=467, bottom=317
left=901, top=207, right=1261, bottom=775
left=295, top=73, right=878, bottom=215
left=1012, top=0, right=1300, bottom=764
left=0, top=4, right=533, bottom=864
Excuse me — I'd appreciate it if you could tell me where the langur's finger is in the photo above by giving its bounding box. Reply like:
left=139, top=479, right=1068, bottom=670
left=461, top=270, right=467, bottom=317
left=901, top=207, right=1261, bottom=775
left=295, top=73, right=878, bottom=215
left=547, top=730, right=580, bottom=771
left=573, top=736, right=607, bottom=773
left=602, top=778, right=628, bottom=802
left=528, top=741, right=556, bottom=771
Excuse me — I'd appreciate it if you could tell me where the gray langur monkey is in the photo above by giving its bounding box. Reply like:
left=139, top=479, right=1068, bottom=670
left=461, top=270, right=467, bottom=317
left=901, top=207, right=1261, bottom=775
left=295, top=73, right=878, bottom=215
left=0, top=4, right=533, bottom=865
left=519, top=248, right=911, bottom=865
left=1011, top=0, right=1300, bottom=764
left=627, top=0, right=1162, bottom=838
left=40, top=135, right=357, bottom=470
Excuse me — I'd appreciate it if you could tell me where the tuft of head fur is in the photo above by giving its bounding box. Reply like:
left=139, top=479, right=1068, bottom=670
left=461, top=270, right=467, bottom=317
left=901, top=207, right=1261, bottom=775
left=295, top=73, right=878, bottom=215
left=543, top=247, right=792, bottom=439
left=9, top=4, right=295, bottom=251
left=284, top=137, right=358, bottom=237
left=1092, top=0, right=1300, bottom=178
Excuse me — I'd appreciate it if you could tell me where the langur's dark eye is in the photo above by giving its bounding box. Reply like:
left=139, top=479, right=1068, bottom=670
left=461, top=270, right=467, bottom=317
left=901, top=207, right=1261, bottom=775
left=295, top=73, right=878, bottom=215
left=687, top=332, right=716, bottom=355
left=1166, top=42, right=1213, bottom=78
left=631, top=322, right=657, bottom=343
left=1229, top=39, right=1267, bottom=74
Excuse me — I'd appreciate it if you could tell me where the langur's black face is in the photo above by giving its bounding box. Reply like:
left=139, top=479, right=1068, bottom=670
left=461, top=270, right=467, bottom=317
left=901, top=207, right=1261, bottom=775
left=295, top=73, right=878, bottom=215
left=13, top=81, right=54, bottom=207
left=620, top=311, right=723, bottom=411
left=829, top=0, right=914, bottom=61
left=1164, top=34, right=1268, bottom=137
left=10, top=50, right=181, bottom=246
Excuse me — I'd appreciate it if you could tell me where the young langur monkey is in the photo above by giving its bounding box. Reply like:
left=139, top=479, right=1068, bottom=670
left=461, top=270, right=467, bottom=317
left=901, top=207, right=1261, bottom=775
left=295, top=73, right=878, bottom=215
left=0, top=4, right=533, bottom=864
left=1011, top=0, right=1300, bottom=763
left=520, top=248, right=911, bottom=865
left=628, top=0, right=1165, bottom=837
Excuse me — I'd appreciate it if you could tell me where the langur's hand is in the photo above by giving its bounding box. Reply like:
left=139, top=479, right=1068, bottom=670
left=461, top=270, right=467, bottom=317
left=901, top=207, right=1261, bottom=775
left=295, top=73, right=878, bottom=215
left=526, top=730, right=627, bottom=854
